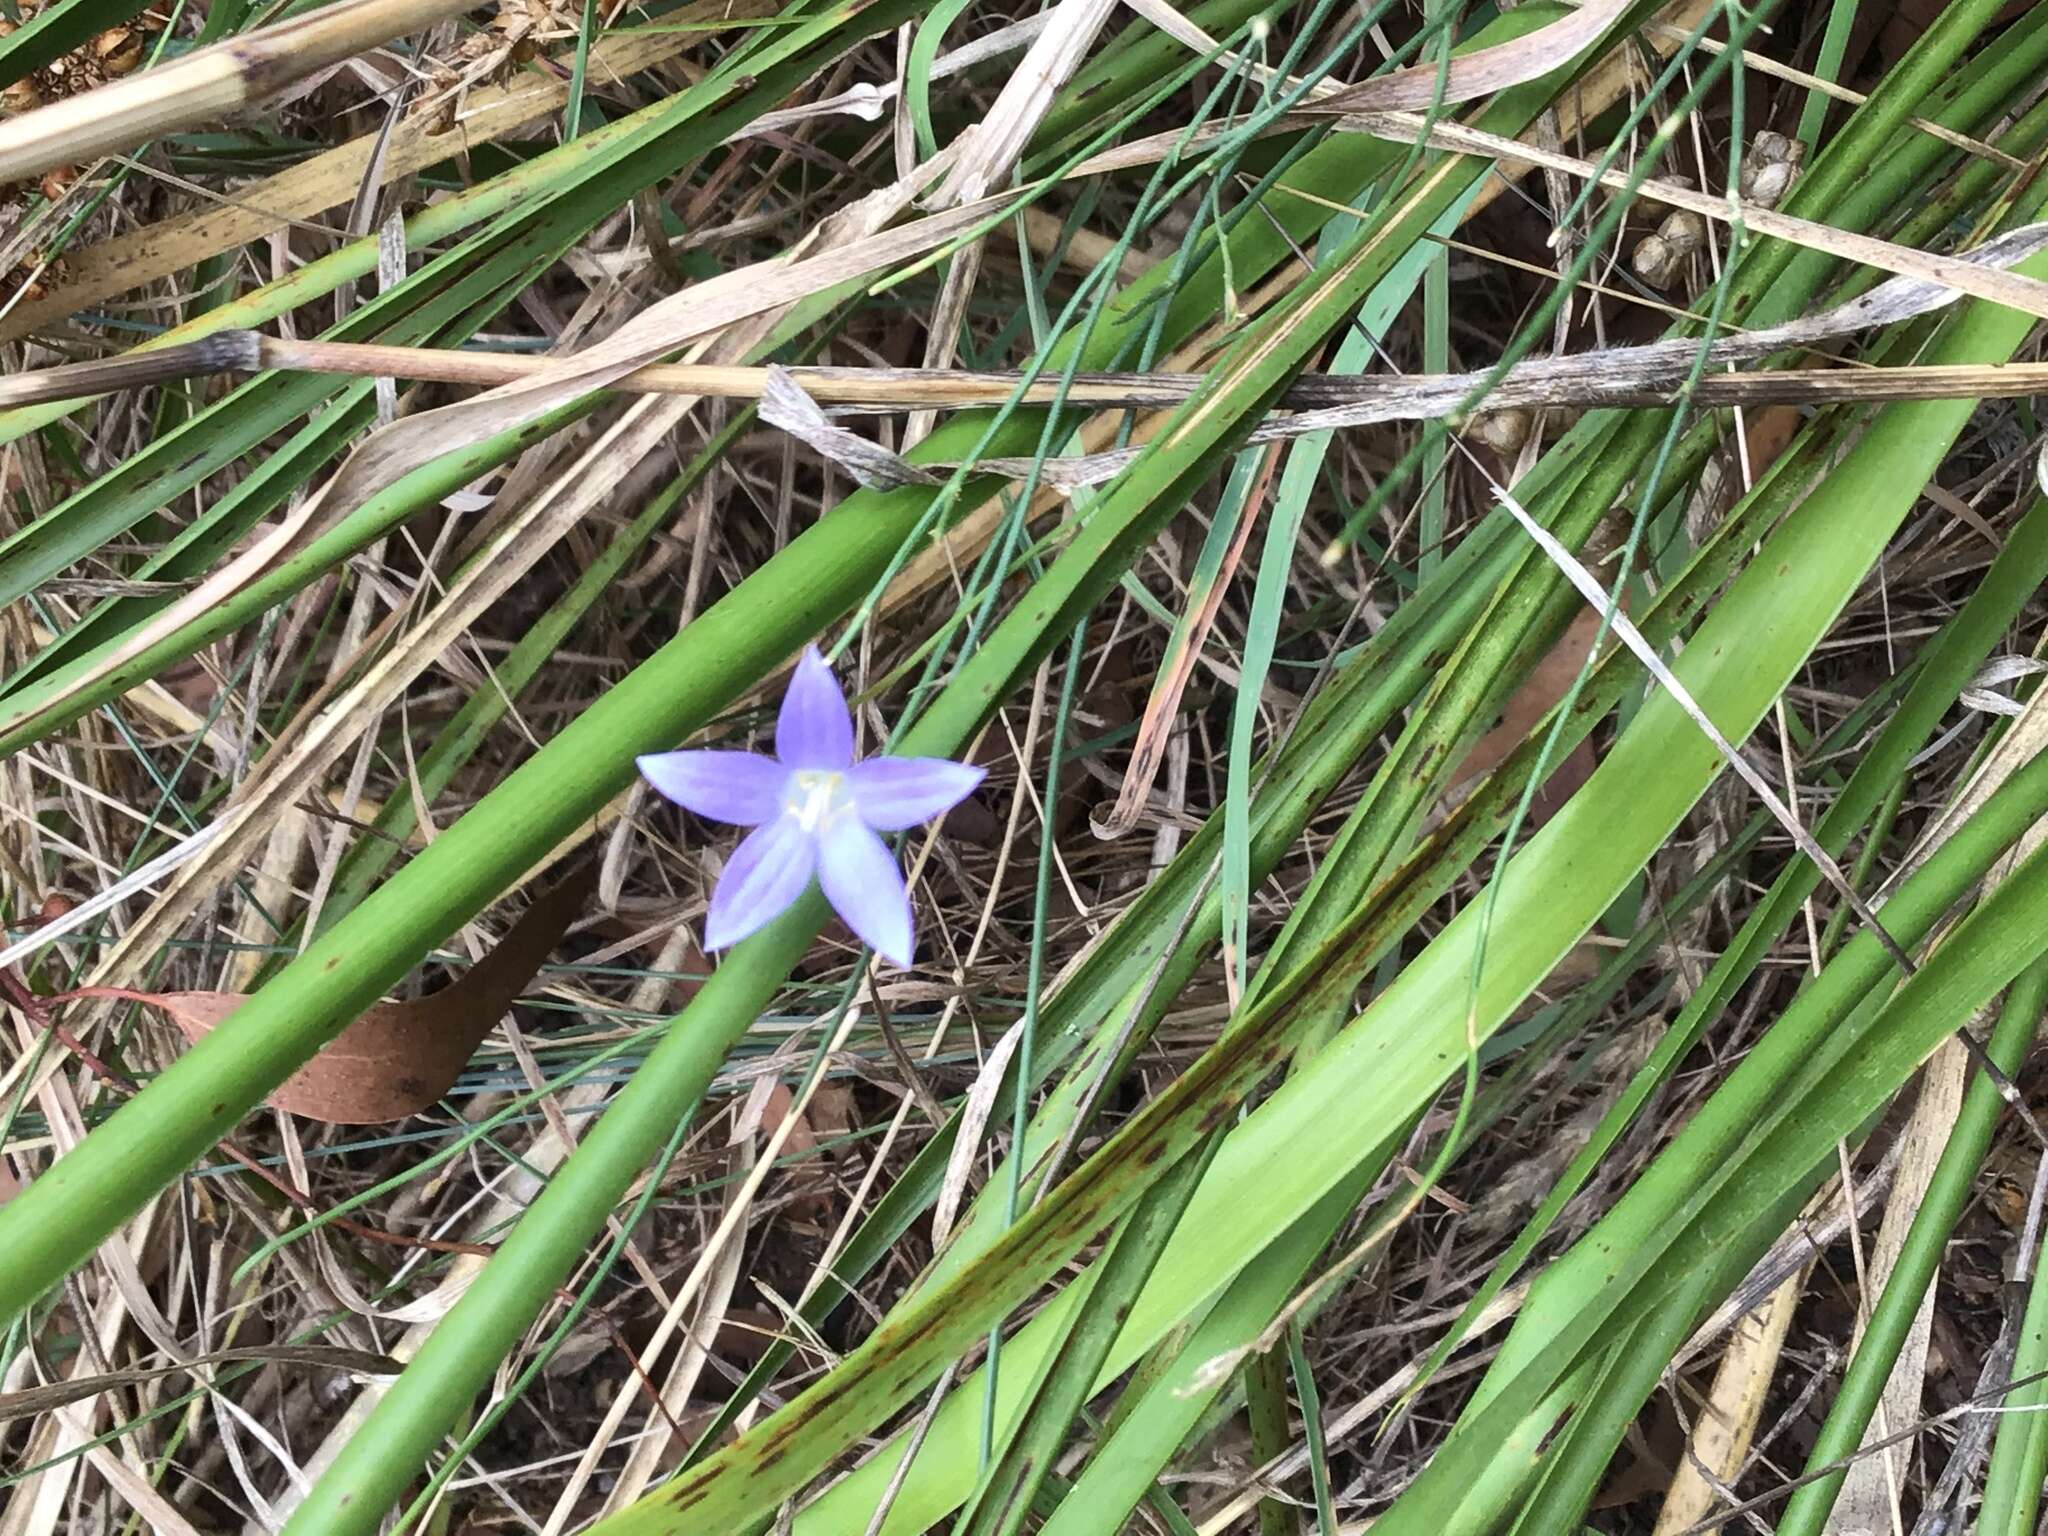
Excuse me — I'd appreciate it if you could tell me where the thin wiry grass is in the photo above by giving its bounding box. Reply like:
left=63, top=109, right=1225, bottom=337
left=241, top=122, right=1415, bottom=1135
left=7, top=1, right=2048, bottom=1534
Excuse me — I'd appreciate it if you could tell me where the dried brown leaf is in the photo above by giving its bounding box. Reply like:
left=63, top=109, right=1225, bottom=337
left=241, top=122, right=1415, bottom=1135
left=64, top=860, right=593, bottom=1123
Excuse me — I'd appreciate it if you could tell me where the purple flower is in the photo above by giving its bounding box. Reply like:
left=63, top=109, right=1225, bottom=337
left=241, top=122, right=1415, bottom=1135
left=638, top=647, right=985, bottom=968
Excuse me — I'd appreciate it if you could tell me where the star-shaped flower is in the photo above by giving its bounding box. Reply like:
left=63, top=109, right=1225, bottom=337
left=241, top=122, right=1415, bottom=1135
left=638, top=647, right=985, bottom=968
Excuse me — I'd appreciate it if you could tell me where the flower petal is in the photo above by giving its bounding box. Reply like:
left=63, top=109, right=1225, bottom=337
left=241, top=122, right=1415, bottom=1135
left=704, top=816, right=817, bottom=952
left=777, top=646, right=854, bottom=770
left=844, top=756, right=986, bottom=831
left=638, top=750, right=789, bottom=826
left=817, top=817, right=913, bottom=967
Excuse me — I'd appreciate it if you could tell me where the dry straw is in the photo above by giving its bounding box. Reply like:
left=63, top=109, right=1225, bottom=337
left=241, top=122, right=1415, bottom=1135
left=0, top=0, right=487, bottom=183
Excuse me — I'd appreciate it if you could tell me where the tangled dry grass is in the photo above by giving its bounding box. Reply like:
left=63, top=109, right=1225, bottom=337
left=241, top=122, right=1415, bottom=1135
left=8, top=0, right=2048, bottom=1531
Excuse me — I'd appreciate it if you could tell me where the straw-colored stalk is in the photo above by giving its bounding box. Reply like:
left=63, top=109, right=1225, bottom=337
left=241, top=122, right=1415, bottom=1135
left=0, top=0, right=486, bottom=183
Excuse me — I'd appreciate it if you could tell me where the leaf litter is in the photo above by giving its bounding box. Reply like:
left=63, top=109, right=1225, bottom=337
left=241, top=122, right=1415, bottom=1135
left=8, top=1, right=2048, bottom=1533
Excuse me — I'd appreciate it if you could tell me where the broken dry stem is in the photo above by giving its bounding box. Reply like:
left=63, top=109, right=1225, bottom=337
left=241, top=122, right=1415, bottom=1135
left=17, top=330, right=2048, bottom=420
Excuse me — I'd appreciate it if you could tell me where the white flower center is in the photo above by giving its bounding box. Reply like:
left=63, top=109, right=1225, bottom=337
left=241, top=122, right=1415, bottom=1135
left=786, top=769, right=849, bottom=835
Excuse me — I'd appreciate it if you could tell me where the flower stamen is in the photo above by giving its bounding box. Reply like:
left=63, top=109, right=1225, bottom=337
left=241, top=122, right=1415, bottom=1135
left=787, top=770, right=845, bottom=834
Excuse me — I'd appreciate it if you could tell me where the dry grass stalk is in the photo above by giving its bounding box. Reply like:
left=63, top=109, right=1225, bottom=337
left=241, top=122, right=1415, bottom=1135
left=0, top=0, right=491, bottom=183
left=25, top=331, right=2048, bottom=419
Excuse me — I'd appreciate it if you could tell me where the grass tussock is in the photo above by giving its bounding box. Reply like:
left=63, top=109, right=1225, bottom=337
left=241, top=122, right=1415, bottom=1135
left=9, top=1, right=2048, bottom=1533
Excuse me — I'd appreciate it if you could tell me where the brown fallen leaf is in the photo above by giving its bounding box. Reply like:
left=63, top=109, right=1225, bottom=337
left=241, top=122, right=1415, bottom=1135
left=759, top=1082, right=818, bottom=1161
left=1439, top=605, right=1613, bottom=831
left=60, top=860, right=594, bottom=1123
left=714, top=1306, right=788, bottom=1367
left=760, top=1080, right=860, bottom=1220
left=1734, top=402, right=1805, bottom=485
